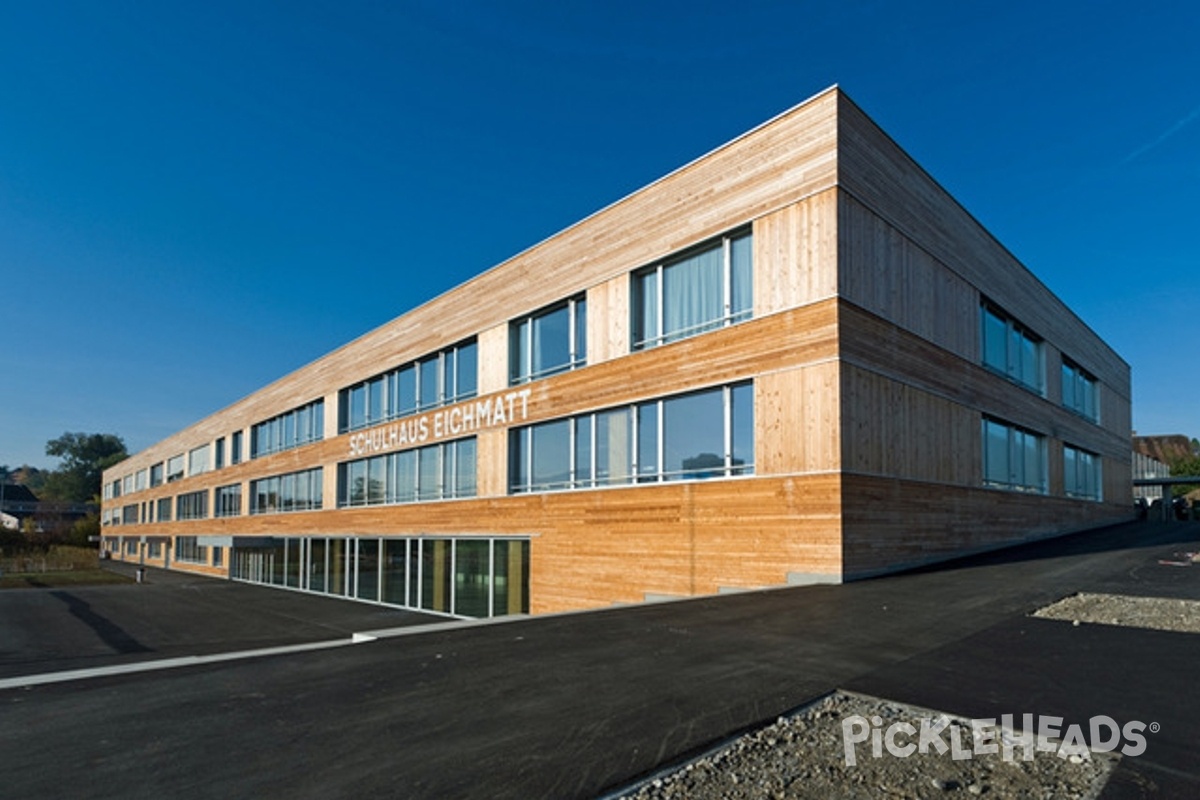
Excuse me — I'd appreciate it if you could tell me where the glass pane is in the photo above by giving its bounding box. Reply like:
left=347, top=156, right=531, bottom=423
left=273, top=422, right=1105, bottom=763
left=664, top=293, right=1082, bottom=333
left=1064, top=447, right=1078, bottom=495
left=312, top=469, right=323, bottom=508
left=420, top=539, right=451, bottom=613
left=1061, top=365, right=1075, bottom=410
left=1021, top=336, right=1040, bottom=389
left=532, top=304, right=570, bottom=379
left=574, top=298, right=587, bottom=365
left=296, top=471, right=311, bottom=509
left=455, top=438, right=477, bottom=497
left=510, top=320, right=531, bottom=383
left=454, top=540, right=490, bottom=618
left=509, top=430, right=529, bottom=492
left=663, top=243, right=722, bottom=342
left=596, top=408, right=631, bottom=485
left=731, top=382, right=755, bottom=474
left=632, top=270, right=657, bottom=349
left=368, top=376, right=384, bottom=424
left=328, top=538, right=346, bottom=596
left=397, top=365, right=417, bottom=416
left=637, top=401, right=659, bottom=481
left=574, top=416, right=592, bottom=486
left=349, top=460, right=366, bottom=505
left=731, top=232, right=753, bottom=319
left=456, top=341, right=477, bottom=399
left=1023, top=434, right=1043, bottom=492
left=531, top=420, right=571, bottom=490
left=663, top=388, right=725, bottom=479
left=984, top=420, right=1008, bottom=486
left=394, top=450, right=417, bottom=503
left=350, top=385, right=366, bottom=430
left=309, top=539, right=326, bottom=593
left=357, top=539, right=379, bottom=601
left=443, top=348, right=457, bottom=404
left=491, top=540, right=529, bottom=616
left=982, top=308, right=1007, bottom=372
left=382, top=539, right=407, bottom=605
left=418, top=445, right=442, bottom=500
left=368, top=456, right=387, bottom=504
left=419, top=357, right=440, bottom=410
left=285, top=539, right=301, bottom=588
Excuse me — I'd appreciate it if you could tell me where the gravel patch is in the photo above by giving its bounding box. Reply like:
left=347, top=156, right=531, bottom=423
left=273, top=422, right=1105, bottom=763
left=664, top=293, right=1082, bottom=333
left=1032, top=592, right=1200, bottom=634
left=612, top=692, right=1116, bottom=799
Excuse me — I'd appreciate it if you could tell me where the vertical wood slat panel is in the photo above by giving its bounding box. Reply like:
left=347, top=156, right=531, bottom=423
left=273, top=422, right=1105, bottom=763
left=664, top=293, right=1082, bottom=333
left=752, top=188, right=839, bottom=316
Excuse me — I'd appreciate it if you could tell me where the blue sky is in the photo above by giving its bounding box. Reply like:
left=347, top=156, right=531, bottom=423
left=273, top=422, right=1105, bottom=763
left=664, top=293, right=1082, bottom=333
left=1, top=1, right=1197, bottom=470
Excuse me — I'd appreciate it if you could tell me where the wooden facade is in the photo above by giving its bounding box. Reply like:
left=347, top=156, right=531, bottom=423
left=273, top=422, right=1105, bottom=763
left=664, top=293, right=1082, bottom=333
left=101, top=87, right=1132, bottom=616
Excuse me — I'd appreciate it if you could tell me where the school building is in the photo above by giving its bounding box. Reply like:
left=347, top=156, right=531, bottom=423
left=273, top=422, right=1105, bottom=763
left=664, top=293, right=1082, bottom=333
left=100, top=87, right=1132, bottom=618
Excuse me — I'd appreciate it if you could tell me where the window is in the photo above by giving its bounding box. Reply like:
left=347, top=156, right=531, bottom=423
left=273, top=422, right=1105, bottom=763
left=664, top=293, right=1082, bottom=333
left=1061, top=359, right=1099, bottom=422
left=1064, top=445, right=1102, bottom=501
left=135, top=469, right=147, bottom=492
left=122, top=475, right=134, bottom=496
left=157, top=497, right=172, bottom=522
left=188, top=444, right=210, bottom=477
left=337, top=438, right=477, bottom=506
left=250, top=399, right=324, bottom=459
left=212, top=546, right=224, bottom=567
left=176, top=536, right=207, bottom=564
left=981, top=418, right=1047, bottom=494
left=166, top=454, right=185, bottom=483
left=103, top=482, right=114, bottom=501
left=337, top=340, right=478, bottom=434
left=510, top=295, right=587, bottom=384
left=121, top=504, right=138, bottom=525
left=981, top=302, right=1044, bottom=393
left=176, top=490, right=208, bottom=521
left=231, top=431, right=243, bottom=465
left=510, top=382, right=753, bottom=493
left=632, top=229, right=752, bottom=350
left=215, top=484, right=242, bottom=518
left=250, top=468, right=323, bottom=514
left=214, top=438, right=226, bottom=469
left=149, top=463, right=163, bottom=488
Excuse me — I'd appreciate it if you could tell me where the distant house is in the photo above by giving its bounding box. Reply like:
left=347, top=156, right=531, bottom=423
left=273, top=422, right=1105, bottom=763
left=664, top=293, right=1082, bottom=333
left=0, top=483, right=41, bottom=530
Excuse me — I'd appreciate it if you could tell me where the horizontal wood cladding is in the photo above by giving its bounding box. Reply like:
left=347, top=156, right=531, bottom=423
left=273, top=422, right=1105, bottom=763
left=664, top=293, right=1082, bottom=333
left=840, top=474, right=1132, bottom=578
left=835, top=91, right=1129, bottom=393
left=753, top=188, right=838, bottom=316
left=106, top=302, right=842, bottom=516
left=112, top=475, right=843, bottom=614
left=108, top=89, right=842, bottom=481
left=838, top=191, right=977, bottom=362
left=837, top=301, right=1130, bottom=464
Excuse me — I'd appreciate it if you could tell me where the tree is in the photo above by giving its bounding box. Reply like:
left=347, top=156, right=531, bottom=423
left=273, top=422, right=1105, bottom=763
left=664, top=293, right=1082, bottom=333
left=41, top=433, right=128, bottom=503
left=1168, top=455, right=1200, bottom=498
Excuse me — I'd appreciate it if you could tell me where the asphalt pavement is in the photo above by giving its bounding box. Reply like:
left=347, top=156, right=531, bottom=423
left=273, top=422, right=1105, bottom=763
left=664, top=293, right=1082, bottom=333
left=1, top=520, right=1197, bottom=799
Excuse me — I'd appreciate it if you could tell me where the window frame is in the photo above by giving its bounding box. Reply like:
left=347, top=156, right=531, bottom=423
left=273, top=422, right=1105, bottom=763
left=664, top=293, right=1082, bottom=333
left=509, top=294, right=587, bottom=385
left=631, top=228, right=753, bottom=351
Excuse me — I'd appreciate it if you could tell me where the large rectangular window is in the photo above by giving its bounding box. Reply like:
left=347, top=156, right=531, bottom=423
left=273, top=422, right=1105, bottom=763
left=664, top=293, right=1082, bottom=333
left=156, top=497, right=172, bottom=522
left=176, top=490, right=209, bottom=520
left=981, top=301, right=1044, bottom=393
left=337, top=438, right=477, bottom=507
left=338, top=340, right=478, bottom=434
left=1064, top=445, right=1102, bottom=501
left=981, top=418, right=1047, bottom=494
left=188, top=444, right=210, bottom=477
left=166, top=454, right=185, bottom=483
left=510, top=382, right=753, bottom=493
left=215, top=484, right=242, bottom=518
left=135, top=469, right=148, bottom=492
left=250, top=399, right=324, bottom=459
left=149, top=463, right=163, bottom=488
left=1061, top=359, right=1099, bottom=422
left=510, top=295, right=587, bottom=384
left=175, top=536, right=208, bottom=564
left=249, top=468, right=323, bottom=515
left=632, top=229, right=752, bottom=350
left=121, top=504, right=138, bottom=525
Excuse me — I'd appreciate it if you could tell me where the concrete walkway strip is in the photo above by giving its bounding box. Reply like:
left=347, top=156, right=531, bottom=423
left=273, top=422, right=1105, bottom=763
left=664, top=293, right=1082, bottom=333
left=0, top=636, right=373, bottom=690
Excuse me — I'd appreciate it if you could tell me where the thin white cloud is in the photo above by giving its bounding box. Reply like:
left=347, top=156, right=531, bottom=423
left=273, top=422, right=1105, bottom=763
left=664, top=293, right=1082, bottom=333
left=1123, top=103, right=1200, bottom=163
